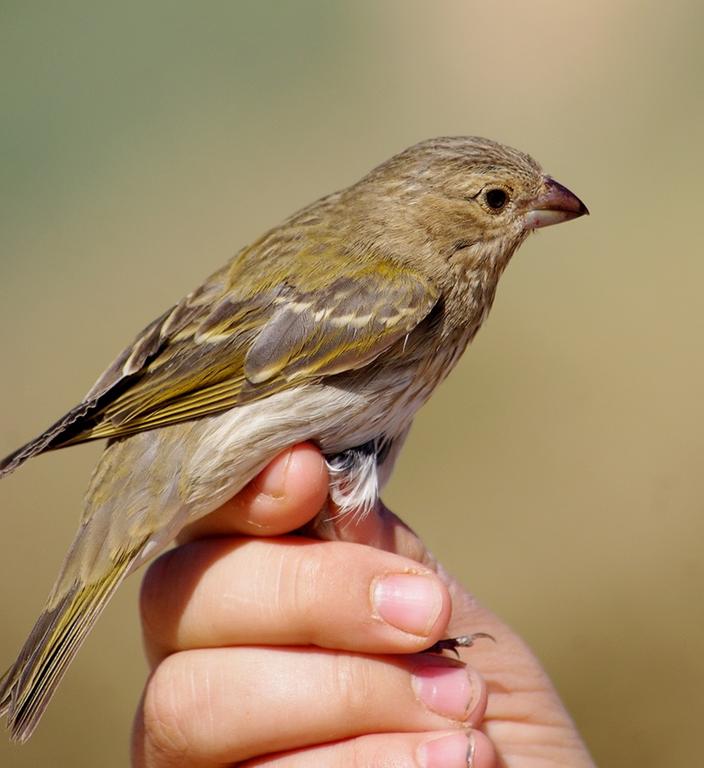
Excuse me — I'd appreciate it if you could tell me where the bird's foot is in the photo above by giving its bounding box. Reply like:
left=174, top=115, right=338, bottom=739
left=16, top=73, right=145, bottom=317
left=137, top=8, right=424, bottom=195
left=425, top=632, right=496, bottom=658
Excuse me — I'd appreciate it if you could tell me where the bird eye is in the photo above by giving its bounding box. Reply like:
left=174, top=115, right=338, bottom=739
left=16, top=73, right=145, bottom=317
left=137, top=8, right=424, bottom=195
left=484, top=188, right=509, bottom=211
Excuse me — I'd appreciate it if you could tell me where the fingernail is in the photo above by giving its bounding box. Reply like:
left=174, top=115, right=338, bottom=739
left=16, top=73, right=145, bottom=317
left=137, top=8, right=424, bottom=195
left=413, top=661, right=473, bottom=720
left=252, top=448, right=293, bottom=499
left=418, top=732, right=475, bottom=768
left=373, top=573, right=443, bottom=636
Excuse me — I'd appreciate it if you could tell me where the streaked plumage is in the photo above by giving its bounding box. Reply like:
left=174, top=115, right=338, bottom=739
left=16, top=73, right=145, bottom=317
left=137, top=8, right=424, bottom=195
left=0, top=136, right=587, bottom=742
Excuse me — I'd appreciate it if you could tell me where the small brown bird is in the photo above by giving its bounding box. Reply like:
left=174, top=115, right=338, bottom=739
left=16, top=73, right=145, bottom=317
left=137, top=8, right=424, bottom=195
left=0, top=136, right=587, bottom=741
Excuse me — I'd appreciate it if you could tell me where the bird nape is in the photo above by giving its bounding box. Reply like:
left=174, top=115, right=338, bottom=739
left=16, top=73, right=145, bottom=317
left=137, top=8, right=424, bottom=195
left=0, top=136, right=588, bottom=742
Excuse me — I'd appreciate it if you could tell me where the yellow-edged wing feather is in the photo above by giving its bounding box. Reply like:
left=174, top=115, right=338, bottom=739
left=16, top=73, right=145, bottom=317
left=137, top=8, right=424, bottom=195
left=0, top=233, right=438, bottom=470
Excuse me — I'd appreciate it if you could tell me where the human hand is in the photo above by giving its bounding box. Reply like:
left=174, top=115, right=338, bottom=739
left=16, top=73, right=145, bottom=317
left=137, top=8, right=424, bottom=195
left=133, top=443, right=595, bottom=767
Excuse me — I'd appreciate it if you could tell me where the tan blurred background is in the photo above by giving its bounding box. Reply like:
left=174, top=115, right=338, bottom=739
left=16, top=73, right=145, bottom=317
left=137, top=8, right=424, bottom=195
left=1, top=1, right=702, bottom=765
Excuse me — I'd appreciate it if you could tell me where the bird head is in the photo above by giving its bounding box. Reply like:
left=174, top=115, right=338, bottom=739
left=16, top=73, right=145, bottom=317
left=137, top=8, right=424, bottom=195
left=351, top=136, right=588, bottom=280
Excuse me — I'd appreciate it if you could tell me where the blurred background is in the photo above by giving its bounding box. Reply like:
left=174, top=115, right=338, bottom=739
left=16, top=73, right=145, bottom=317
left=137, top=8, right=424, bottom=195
left=1, top=1, right=702, bottom=765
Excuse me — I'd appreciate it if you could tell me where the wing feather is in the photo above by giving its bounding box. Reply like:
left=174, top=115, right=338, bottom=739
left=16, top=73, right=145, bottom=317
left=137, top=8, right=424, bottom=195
left=2, top=235, right=439, bottom=465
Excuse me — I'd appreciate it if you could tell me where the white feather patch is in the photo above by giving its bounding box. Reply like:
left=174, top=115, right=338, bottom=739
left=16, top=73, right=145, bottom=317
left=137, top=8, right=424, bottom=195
left=326, top=449, right=379, bottom=522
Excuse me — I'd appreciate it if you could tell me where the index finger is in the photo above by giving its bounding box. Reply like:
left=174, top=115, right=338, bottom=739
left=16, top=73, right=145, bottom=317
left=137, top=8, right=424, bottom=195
left=178, top=442, right=329, bottom=543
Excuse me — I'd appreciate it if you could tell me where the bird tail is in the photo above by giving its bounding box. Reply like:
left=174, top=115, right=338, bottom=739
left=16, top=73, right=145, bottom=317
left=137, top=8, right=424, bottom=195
left=0, top=545, right=142, bottom=742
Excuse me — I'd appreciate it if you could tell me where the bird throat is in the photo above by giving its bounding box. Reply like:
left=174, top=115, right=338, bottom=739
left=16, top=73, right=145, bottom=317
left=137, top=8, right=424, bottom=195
left=445, top=232, right=525, bottom=343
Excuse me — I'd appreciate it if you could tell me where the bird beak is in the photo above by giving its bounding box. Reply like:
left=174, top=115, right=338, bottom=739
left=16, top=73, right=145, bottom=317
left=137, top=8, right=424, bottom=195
left=524, top=177, right=589, bottom=230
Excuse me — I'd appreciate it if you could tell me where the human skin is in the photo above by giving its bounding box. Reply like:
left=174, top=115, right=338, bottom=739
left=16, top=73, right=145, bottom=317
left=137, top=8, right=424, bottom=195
left=132, top=444, right=596, bottom=767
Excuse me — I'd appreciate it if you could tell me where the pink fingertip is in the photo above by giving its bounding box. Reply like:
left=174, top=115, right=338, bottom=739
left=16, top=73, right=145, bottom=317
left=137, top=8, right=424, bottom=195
left=419, top=732, right=474, bottom=767
left=373, top=573, right=443, bottom=636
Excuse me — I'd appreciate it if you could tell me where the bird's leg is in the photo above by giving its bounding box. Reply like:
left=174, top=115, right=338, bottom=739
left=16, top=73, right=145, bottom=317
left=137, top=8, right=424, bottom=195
left=322, top=438, right=390, bottom=525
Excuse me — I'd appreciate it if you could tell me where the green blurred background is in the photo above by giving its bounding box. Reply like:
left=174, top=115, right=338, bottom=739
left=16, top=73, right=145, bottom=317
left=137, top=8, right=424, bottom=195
left=1, top=1, right=702, bottom=765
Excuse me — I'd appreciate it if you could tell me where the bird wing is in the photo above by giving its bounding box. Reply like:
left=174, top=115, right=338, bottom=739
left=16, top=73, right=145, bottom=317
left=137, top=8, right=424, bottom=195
left=0, top=237, right=438, bottom=472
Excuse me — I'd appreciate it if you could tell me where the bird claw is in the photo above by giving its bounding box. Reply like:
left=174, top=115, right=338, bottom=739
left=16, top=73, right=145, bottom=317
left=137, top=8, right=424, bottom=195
left=425, top=632, right=496, bottom=657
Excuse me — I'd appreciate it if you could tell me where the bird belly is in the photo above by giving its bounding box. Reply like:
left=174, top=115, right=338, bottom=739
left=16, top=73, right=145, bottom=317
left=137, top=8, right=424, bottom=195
left=182, top=369, right=422, bottom=515
left=77, top=358, right=442, bottom=582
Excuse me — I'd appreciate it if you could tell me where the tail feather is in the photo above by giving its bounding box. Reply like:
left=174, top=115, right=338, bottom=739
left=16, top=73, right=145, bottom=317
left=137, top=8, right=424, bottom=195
left=0, top=546, right=142, bottom=742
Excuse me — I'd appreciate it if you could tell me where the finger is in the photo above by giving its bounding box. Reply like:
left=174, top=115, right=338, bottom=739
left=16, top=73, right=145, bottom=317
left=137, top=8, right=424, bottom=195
left=242, top=729, right=497, bottom=768
left=133, top=648, right=487, bottom=768
left=178, top=442, right=329, bottom=542
left=312, top=498, right=443, bottom=566
left=313, top=502, right=515, bottom=677
left=335, top=507, right=593, bottom=765
left=141, top=537, right=452, bottom=663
